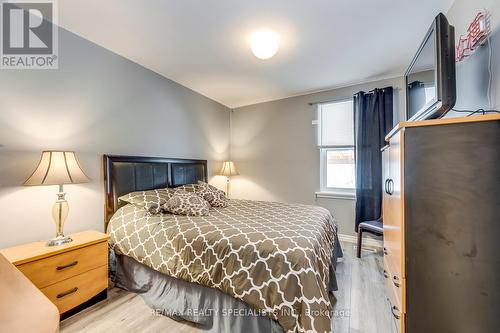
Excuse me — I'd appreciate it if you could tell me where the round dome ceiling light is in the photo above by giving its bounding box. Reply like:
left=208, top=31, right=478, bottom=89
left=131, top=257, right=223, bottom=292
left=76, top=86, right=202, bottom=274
left=250, top=28, right=280, bottom=59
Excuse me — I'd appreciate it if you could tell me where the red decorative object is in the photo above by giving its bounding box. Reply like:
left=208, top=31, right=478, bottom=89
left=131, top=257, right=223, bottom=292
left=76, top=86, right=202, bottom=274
left=456, top=11, right=490, bottom=62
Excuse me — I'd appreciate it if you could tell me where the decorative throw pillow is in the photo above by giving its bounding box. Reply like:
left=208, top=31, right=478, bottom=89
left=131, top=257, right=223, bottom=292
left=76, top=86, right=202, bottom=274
left=118, top=188, right=174, bottom=214
left=196, top=181, right=229, bottom=208
left=163, top=190, right=210, bottom=216
left=197, top=181, right=226, bottom=194
left=174, top=183, right=199, bottom=193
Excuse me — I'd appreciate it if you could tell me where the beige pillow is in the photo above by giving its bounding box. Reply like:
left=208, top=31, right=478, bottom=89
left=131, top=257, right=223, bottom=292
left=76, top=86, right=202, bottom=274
left=118, top=188, right=174, bottom=214
left=196, top=181, right=229, bottom=208
left=163, top=190, right=210, bottom=216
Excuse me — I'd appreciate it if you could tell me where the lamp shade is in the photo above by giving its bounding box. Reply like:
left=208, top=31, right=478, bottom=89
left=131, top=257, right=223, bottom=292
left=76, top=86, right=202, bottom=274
left=24, top=151, right=90, bottom=186
left=219, top=161, right=239, bottom=177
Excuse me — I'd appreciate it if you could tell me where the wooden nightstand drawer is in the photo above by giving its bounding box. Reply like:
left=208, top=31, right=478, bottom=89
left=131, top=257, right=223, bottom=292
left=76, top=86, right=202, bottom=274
left=40, top=265, right=108, bottom=314
left=17, top=241, right=108, bottom=289
left=0, top=231, right=110, bottom=316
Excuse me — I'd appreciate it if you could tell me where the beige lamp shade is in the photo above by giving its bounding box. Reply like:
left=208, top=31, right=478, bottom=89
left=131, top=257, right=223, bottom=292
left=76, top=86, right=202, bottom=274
left=24, top=151, right=90, bottom=186
left=219, top=161, right=239, bottom=177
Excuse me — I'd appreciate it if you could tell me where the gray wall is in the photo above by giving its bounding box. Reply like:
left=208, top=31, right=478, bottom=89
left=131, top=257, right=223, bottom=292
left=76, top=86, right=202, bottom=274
left=1, top=0, right=498, bottom=246
left=447, top=0, right=500, bottom=116
left=0, top=28, right=230, bottom=247
left=231, top=0, right=500, bottom=237
left=231, top=77, right=405, bottom=237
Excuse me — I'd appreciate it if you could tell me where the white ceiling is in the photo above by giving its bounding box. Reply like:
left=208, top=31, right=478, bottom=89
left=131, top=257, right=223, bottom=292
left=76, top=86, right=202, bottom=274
left=59, top=0, right=455, bottom=108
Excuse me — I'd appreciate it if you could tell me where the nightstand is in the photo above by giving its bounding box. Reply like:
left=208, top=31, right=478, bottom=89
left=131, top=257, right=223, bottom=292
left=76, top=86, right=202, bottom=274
left=0, top=230, right=109, bottom=317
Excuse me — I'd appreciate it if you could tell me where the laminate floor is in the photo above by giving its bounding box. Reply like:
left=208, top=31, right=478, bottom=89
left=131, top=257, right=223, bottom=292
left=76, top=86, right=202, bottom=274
left=61, top=242, right=395, bottom=333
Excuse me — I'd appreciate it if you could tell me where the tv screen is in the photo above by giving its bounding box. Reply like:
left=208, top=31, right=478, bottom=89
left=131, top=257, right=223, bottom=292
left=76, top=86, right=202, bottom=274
left=407, top=29, right=437, bottom=120
left=405, top=13, right=456, bottom=121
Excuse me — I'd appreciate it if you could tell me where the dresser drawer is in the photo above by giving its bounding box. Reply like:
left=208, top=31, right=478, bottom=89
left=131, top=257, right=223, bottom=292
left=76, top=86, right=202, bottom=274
left=388, top=300, right=405, bottom=333
left=383, top=230, right=404, bottom=280
left=40, top=265, right=108, bottom=314
left=384, top=258, right=404, bottom=313
left=17, top=241, right=108, bottom=288
left=385, top=259, right=405, bottom=333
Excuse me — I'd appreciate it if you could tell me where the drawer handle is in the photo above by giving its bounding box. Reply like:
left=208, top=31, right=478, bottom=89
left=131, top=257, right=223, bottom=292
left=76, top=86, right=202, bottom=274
left=393, top=275, right=401, bottom=288
left=383, top=247, right=388, bottom=255
left=56, top=287, right=78, bottom=299
left=383, top=270, right=389, bottom=279
left=391, top=305, right=401, bottom=320
left=56, top=261, right=78, bottom=271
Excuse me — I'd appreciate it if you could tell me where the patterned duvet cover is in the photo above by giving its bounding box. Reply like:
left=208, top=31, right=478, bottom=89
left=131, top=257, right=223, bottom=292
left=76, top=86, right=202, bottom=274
left=108, top=199, right=339, bottom=333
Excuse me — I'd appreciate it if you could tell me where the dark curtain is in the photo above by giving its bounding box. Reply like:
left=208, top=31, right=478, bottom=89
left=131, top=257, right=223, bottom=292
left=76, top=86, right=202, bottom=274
left=354, top=87, right=393, bottom=232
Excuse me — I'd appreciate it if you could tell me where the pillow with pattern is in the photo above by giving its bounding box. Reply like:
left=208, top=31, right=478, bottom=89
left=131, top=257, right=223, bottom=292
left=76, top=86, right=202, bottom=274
left=174, top=183, right=200, bottom=193
left=118, top=188, right=174, bottom=214
left=163, top=190, right=210, bottom=216
left=197, top=181, right=225, bottom=194
left=196, top=181, right=229, bottom=208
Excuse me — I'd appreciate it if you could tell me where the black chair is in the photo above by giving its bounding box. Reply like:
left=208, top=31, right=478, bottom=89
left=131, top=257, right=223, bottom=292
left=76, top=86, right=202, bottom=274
left=357, top=219, right=383, bottom=258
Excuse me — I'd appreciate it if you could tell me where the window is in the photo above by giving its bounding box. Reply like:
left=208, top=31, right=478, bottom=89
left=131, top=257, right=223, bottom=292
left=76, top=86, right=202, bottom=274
left=317, top=99, right=355, bottom=196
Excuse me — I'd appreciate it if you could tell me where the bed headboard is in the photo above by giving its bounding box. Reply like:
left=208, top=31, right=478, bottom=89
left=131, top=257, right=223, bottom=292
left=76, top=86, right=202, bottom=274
left=103, top=155, right=208, bottom=231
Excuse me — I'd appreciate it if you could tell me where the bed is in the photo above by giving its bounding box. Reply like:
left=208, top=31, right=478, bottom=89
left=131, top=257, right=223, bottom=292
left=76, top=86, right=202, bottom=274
left=104, top=155, right=343, bottom=333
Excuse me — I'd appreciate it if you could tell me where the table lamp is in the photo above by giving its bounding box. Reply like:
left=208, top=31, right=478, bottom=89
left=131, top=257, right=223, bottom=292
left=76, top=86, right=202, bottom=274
left=219, top=161, right=239, bottom=197
left=24, top=151, right=90, bottom=246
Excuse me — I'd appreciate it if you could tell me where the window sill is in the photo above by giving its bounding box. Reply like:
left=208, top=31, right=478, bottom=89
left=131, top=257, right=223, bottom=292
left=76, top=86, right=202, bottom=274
left=315, top=191, right=356, bottom=200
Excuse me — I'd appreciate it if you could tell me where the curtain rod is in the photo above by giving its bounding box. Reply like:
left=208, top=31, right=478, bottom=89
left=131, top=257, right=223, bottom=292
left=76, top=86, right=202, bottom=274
left=308, top=94, right=372, bottom=106
left=308, top=87, right=396, bottom=106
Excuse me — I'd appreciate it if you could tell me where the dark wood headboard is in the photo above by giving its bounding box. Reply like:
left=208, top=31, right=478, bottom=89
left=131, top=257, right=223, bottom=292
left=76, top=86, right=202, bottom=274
left=103, top=155, right=208, bottom=231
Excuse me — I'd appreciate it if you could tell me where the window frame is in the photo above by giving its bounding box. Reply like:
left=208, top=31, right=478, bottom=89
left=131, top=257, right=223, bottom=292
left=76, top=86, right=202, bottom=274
left=317, top=98, right=356, bottom=199
left=320, top=146, right=356, bottom=196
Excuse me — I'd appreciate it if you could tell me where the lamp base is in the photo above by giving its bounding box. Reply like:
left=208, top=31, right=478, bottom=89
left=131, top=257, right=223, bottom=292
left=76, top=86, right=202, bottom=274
left=226, top=176, right=231, bottom=198
left=47, top=235, right=73, bottom=247
left=49, top=185, right=71, bottom=247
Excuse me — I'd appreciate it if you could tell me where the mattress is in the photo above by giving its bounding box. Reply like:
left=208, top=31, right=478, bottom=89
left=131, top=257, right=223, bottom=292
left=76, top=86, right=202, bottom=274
left=108, top=199, right=342, bottom=333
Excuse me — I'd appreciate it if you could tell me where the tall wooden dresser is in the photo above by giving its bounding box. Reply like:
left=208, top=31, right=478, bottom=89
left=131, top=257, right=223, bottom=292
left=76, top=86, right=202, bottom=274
left=382, top=114, right=500, bottom=333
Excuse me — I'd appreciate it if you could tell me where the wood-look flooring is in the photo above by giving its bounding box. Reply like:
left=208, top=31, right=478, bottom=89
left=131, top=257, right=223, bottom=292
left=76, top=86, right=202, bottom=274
left=61, top=242, right=395, bottom=333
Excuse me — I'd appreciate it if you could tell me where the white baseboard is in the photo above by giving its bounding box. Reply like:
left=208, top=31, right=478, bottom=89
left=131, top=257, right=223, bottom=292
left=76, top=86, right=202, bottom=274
left=338, top=233, right=383, bottom=249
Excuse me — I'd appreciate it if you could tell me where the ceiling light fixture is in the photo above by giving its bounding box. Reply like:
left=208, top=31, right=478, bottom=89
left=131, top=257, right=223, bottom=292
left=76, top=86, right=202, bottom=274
left=250, top=28, right=280, bottom=59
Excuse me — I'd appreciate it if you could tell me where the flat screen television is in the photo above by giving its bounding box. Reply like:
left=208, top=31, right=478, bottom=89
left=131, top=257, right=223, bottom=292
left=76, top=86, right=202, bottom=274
left=405, top=13, right=456, bottom=121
